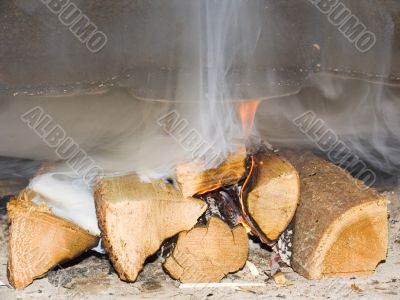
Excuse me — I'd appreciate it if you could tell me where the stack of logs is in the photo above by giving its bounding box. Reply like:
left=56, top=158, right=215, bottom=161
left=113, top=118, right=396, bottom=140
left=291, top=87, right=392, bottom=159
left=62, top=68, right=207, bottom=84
left=6, top=146, right=388, bottom=288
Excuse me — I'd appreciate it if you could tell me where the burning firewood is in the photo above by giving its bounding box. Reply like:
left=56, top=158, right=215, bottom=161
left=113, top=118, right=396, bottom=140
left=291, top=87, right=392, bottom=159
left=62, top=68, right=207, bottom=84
left=163, top=217, right=248, bottom=283
left=284, top=151, right=388, bottom=279
left=95, top=175, right=207, bottom=282
left=242, top=153, right=300, bottom=242
left=195, top=151, right=300, bottom=246
left=176, top=145, right=246, bottom=197
left=7, top=191, right=98, bottom=289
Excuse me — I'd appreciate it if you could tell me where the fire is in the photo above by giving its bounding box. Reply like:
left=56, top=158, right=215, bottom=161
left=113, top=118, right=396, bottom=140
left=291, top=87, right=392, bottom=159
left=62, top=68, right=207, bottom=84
left=239, top=100, right=260, bottom=140
left=238, top=155, right=256, bottom=234
left=240, top=218, right=253, bottom=233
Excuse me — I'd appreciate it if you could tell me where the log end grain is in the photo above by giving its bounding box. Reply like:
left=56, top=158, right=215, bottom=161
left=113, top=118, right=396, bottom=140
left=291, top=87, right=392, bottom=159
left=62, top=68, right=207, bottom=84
left=95, top=175, right=207, bottom=282
left=285, top=151, right=388, bottom=279
left=7, top=191, right=98, bottom=289
left=164, top=217, right=249, bottom=283
left=247, top=154, right=300, bottom=241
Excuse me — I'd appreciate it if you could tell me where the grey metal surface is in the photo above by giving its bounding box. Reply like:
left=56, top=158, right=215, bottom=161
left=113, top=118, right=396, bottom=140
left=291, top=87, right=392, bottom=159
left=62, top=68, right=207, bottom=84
left=0, top=0, right=399, bottom=99
left=0, top=0, right=399, bottom=176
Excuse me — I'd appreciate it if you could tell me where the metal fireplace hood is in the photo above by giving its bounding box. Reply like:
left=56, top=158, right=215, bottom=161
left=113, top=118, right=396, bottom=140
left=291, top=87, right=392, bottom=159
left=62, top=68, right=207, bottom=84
left=0, top=0, right=399, bottom=175
left=0, top=0, right=399, bottom=100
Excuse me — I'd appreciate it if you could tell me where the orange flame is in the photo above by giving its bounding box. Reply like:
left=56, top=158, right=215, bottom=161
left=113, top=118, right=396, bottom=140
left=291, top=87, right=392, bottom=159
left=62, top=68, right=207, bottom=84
left=240, top=217, right=252, bottom=233
left=239, top=100, right=260, bottom=140
left=238, top=155, right=256, bottom=234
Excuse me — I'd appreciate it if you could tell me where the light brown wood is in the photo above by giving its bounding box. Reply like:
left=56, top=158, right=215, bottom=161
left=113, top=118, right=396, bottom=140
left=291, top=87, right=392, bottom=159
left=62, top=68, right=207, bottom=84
left=176, top=145, right=246, bottom=197
left=7, top=190, right=98, bottom=289
left=284, top=151, right=388, bottom=279
left=95, top=175, right=207, bottom=282
left=245, top=154, right=300, bottom=241
left=273, top=271, right=286, bottom=285
left=164, top=217, right=248, bottom=283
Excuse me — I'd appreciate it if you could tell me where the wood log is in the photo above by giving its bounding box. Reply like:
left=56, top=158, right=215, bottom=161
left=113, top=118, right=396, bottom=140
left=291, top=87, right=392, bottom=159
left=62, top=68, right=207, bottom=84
left=95, top=175, right=207, bottom=282
left=164, top=217, right=248, bottom=283
left=7, top=190, right=98, bottom=289
left=244, top=153, right=300, bottom=241
left=176, top=145, right=246, bottom=197
left=284, top=151, right=388, bottom=279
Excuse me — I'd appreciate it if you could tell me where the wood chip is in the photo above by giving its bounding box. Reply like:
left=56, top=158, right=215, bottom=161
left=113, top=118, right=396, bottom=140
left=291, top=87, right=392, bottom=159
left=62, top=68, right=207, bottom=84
left=272, top=271, right=286, bottom=285
left=246, top=261, right=260, bottom=277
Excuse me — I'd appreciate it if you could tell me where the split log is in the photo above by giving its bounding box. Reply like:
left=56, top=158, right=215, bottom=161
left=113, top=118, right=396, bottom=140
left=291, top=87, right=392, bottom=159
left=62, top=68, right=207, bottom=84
left=244, top=154, right=300, bottom=241
left=284, top=151, right=388, bottom=279
left=176, top=145, right=246, bottom=197
left=95, top=175, right=207, bottom=282
left=164, top=217, right=248, bottom=283
left=7, top=191, right=98, bottom=289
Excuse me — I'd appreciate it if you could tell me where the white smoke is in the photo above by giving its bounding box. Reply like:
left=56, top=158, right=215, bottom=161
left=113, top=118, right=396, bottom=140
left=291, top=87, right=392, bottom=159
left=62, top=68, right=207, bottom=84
left=30, top=171, right=100, bottom=236
left=0, top=0, right=399, bottom=179
left=0, top=0, right=267, bottom=179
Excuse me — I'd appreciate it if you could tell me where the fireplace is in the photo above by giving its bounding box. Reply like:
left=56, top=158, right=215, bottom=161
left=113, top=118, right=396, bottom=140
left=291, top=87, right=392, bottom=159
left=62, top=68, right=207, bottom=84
left=0, top=0, right=399, bottom=298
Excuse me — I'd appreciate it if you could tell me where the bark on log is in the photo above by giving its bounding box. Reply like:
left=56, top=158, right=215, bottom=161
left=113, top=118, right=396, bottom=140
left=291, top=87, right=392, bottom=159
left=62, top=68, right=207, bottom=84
left=284, top=151, right=388, bottom=279
left=176, top=145, right=246, bottom=197
left=95, top=175, right=207, bottom=282
left=245, top=154, right=300, bottom=241
left=164, top=217, right=248, bottom=283
left=7, top=191, right=98, bottom=289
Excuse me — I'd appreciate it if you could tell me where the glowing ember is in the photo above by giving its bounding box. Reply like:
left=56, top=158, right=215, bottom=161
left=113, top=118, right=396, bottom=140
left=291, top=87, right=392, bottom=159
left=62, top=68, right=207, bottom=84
left=239, top=100, right=260, bottom=140
left=239, top=217, right=253, bottom=233
left=239, top=155, right=255, bottom=213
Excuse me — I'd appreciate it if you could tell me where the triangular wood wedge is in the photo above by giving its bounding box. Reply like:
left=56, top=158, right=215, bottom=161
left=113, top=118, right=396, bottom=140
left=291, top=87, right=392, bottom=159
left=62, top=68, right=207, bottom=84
left=94, top=175, right=207, bottom=282
left=284, top=151, right=388, bottom=279
left=176, top=145, right=246, bottom=197
left=164, top=217, right=248, bottom=283
left=7, top=191, right=98, bottom=289
left=245, top=154, right=300, bottom=241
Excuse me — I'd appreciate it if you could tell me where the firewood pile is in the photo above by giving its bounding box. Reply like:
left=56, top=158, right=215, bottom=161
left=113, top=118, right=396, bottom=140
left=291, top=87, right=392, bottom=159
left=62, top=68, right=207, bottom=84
left=5, top=145, right=388, bottom=289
